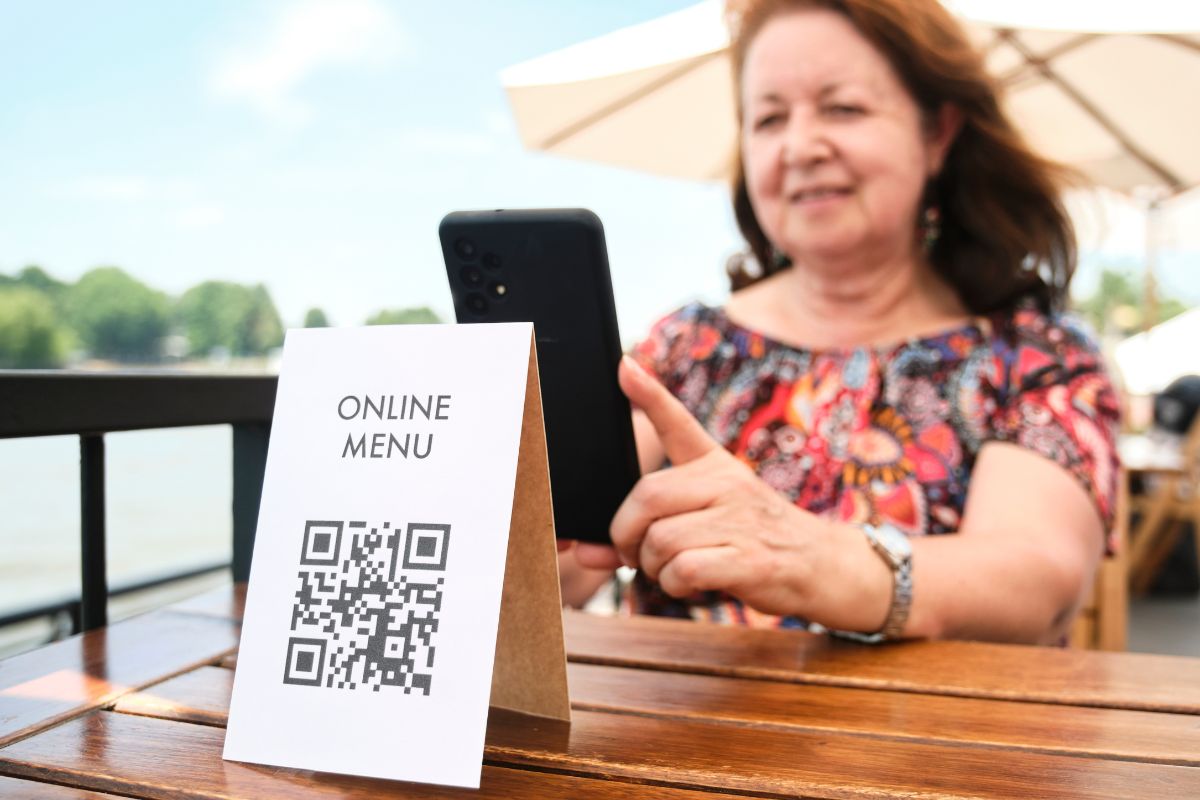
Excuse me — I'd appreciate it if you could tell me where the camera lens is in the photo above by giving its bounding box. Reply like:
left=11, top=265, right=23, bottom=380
left=454, top=238, right=477, bottom=260
left=460, top=266, right=484, bottom=286
left=465, top=293, right=488, bottom=315
left=482, top=252, right=502, bottom=270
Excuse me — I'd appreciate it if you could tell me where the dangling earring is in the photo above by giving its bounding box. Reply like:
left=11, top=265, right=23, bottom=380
left=920, top=204, right=941, bottom=253
left=769, top=245, right=791, bottom=269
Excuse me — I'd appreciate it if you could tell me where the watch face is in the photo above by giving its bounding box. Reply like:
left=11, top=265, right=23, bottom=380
left=875, top=524, right=912, bottom=558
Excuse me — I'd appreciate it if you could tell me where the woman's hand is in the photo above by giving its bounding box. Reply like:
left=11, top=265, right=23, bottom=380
left=579, top=356, right=844, bottom=617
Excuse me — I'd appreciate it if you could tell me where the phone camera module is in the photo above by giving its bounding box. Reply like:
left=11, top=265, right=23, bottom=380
left=487, top=282, right=507, bottom=300
left=460, top=265, right=484, bottom=287
left=482, top=252, right=502, bottom=270
left=454, top=238, right=477, bottom=260
left=465, top=293, right=488, bottom=315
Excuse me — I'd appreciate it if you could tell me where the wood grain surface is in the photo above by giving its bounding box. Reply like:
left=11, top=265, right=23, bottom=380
left=117, top=659, right=1200, bottom=768
left=112, top=666, right=232, bottom=728
left=485, top=705, right=1200, bottom=799
left=164, top=587, right=1200, bottom=714
left=564, top=609, right=1200, bottom=713
left=0, top=610, right=240, bottom=747
left=0, top=775, right=125, bottom=798
left=566, top=662, right=1200, bottom=766
left=0, top=711, right=755, bottom=800
left=165, top=582, right=245, bottom=623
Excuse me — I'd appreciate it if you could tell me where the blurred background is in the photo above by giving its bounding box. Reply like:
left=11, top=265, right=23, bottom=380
left=1, top=0, right=1197, bottom=656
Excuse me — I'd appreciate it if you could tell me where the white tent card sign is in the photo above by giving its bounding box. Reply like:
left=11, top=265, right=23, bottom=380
left=224, top=322, right=569, bottom=789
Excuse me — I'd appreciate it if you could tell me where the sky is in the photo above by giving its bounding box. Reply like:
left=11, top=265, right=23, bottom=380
left=1, top=0, right=1196, bottom=344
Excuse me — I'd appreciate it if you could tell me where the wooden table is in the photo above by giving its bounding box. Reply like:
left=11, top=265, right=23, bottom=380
left=4, top=584, right=1200, bottom=798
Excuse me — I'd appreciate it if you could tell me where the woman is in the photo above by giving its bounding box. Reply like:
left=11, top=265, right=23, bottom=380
left=562, top=0, right=1119, bottom=644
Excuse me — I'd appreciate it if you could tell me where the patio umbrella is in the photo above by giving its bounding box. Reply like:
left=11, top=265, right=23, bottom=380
left=500, top=1, right=734, bottom=182
left=501, top=0, right=1200, bottom=193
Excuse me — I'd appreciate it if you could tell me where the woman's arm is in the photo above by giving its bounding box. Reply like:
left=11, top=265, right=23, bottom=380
left=600, top=356, right=1105, bottom=643
left=904, top=441, right=1104, bottom=643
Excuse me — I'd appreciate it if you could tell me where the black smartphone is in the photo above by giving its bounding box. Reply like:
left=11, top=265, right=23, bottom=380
left=439, top=208, right=640, bottom=544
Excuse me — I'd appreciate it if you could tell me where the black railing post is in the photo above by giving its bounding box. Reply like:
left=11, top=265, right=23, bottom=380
left=79, top=434, right=107, bottom=631
left=232, top=422, right=270, bottom=582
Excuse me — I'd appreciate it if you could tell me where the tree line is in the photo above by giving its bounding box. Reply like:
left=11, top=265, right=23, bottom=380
left=0, top=265, right=440, bottom=369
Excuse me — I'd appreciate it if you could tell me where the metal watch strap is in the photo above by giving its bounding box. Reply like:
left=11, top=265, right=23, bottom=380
left=829, top=523, right=913, bottom=644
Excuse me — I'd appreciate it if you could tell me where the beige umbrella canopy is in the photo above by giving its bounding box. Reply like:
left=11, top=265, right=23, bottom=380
left=501, top=0, right=1200, bottom=197
left=500, top=1, right=735, bottom=182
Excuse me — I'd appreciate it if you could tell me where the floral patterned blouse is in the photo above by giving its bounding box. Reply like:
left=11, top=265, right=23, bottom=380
left=625, top=301, right=1120, bottom=626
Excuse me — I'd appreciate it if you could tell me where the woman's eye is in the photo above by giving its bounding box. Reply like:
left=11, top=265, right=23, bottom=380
left=753, top=113, right=784, bottom=130
left=825, top=104, right=864, bottom=117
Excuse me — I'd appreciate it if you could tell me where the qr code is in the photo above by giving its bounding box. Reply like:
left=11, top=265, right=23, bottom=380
left=283, top=519, right=450, bottom=695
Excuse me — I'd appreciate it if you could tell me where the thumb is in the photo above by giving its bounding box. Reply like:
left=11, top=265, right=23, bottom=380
left=619, top=355, right=718, bottom=465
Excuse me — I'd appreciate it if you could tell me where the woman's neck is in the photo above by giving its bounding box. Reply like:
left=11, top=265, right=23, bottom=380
left=727, top=251, right=969, bottom=350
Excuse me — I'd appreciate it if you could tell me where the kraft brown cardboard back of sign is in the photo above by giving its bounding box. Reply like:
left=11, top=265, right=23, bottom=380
left=488, top=334, right=571, bottom=722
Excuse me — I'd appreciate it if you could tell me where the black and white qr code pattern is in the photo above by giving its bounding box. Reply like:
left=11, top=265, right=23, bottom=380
left=283, top=519, right=451, bottom=695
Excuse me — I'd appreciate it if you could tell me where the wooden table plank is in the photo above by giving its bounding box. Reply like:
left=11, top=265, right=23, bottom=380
left=166, top=583, right=245, bottom=623
left=565, top=610, right=1200, bottom=713
left=99, top=663, right=1200, bottom=798
left=0, top=611, right=240, bottom=748
left=489, top=706, right=1200, bottom=799
left=116, top=659, right=1200, bottom=769
left=0, top=712, right=754, bottom=800
left=568, top=662, right=1200, bottom=766
left=112, top=666, right=232, bottom=728
left=0, top=775, right=126, bottom=798
left=179, top=587, right=1200, bottom=714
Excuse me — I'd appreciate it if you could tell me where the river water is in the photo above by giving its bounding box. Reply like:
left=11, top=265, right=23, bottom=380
left=0, top=426, right=234, bottom=615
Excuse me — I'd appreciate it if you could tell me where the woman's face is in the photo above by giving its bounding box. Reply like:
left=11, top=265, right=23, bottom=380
left=740, top=9, right=954, bottom=269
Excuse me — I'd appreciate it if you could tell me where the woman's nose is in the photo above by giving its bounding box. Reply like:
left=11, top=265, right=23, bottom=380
left=782, top=116, right=832, bottom=167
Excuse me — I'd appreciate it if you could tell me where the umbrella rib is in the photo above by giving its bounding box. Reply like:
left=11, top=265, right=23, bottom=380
left=538, top=50, right=727, bottom=151
left=997, top=31, right=1097, bottom=87
left=1155, top=34, right=1200, bottom=56
left=997, top=30, right=1184, bottom=193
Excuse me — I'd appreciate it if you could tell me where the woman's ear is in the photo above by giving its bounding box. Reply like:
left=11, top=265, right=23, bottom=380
left=926, top=103, right=964, bottom=176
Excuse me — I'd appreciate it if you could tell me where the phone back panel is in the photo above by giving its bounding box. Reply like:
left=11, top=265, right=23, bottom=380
left=439, top=209, right=640, bottom=543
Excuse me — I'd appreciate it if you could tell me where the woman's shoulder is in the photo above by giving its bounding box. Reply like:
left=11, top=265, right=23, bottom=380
left=648, top=300, right=725, bottom=331
left=632, top=301, right=729, bottom=383
left=984, top=303, right=1107, bottom=386
left=637, top=301, right=727, bottom=353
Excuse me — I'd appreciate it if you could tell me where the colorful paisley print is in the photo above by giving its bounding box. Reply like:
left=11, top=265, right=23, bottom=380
left=624, top=302, right=1120, bottom=627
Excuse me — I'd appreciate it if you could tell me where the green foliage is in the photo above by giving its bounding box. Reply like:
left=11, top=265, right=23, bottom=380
left=175, top=281, right=284, bottom=357
left=65, top=267, right=169, bottom=361
left=365, top=306, right=441, bottom=326
left=0, top=287, right=67, bottom=368
left=1074, top=268, right=1188, bottom=334
left=15, top=265, right=68, bottom=303
left=303, top=307, right=330, bottom=328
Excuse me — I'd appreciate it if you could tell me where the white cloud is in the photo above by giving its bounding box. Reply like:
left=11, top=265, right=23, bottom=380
left=210, top=0, right=408, bottom=124
left=175, top=205, right=226, bottom=230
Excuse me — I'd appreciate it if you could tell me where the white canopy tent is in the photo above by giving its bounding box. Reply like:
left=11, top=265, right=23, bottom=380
left=1115, top=307, right=1200, bottom=395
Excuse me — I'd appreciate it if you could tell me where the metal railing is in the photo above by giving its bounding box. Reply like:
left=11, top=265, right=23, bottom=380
left=0, top=370, right=277, bottom=633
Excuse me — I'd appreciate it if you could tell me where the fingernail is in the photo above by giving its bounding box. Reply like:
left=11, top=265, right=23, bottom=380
left=622, top=354, right=648, bottom=378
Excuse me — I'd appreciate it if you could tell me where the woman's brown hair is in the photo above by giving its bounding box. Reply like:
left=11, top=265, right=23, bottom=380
left=726, top=0, right=1078, bottom=313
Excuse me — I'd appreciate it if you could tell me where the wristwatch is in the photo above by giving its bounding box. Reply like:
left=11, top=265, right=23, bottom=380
left=832, top=522, right=913, bottom=644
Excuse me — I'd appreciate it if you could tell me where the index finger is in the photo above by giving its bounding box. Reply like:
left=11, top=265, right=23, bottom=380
left=619, top=356, right=718, bottom=465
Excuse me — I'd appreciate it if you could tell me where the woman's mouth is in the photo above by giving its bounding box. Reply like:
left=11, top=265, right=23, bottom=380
left=788, top=186, right=852, bottom=204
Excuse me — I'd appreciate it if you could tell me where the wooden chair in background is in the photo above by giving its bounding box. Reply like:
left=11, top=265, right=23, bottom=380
left=1125, top=418, right=1200, bottom=596
left=1070, top=470, right=1129, bottom=650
